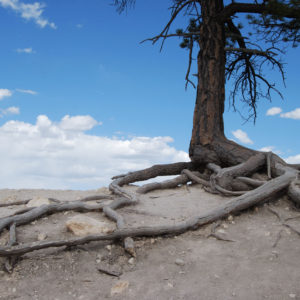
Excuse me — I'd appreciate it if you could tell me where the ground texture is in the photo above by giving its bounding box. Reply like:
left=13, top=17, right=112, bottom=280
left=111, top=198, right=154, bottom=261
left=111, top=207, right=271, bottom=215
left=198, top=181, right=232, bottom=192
left=0, top=185, right=299, bottom=300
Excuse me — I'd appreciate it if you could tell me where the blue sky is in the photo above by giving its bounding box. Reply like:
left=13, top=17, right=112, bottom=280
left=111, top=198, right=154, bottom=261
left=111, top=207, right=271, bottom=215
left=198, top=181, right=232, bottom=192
left=0, top=0, right=299, bottom=189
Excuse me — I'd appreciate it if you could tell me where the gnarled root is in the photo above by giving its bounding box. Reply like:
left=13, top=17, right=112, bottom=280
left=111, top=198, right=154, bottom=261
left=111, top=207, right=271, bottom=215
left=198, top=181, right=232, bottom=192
left=0, top=161, right=298, bottom=258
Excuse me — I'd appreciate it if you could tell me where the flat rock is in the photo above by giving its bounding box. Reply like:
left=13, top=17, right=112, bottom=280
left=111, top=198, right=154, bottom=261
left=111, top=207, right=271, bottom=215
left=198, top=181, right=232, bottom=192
left=110, top=281, right=129, bottom=296
left=96, top=187, right=111, bottom=194
left=26, top=197, right=51, bottom=208
left=65, top=215, right=115, bottom=236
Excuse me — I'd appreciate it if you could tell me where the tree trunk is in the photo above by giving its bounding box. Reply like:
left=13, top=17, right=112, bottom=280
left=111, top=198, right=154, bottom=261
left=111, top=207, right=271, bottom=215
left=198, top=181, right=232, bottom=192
left=189, top=0, right=226, bottom=162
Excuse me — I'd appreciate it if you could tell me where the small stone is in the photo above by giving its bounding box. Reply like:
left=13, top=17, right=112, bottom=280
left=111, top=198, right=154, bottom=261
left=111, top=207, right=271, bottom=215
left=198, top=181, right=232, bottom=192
left=265, top=231, right=271, bottom=237
left=37, top=233, right=47, bottom=241
left=175, top=259, right=185, bottom=266
left=106, top=245, right=112, bottom=251
left=254, top=207, right=259, bottom=213
left=96, top=259, right=101, bottom=264
left=150, top=238, right=155, bottom=244
left=228, top=215, right=234, bottom=221
left=222, top=223, right=229, bottom=229
left=289, top=294, right=296, bottom=298
left=96, top=187, right=111, bottom=194
left=128, top=258, right=135, bottom=265
left=217, top=229, right=226, bottom=234
left=66, top=215, right=115, bottom=236
left=26, top=197, right=51, bottom=208
left=12, top=288, right=16, bottom=293
left=110, top=281, right=129, bottom=296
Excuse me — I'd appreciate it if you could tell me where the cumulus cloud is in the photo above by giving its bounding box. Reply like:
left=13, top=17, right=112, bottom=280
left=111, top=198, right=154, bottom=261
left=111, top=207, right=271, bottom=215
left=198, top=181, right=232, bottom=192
left=280, top=108, right=300, bottom=120
left=0, top=89, right=12, bottom=100
left=0, top=0, right=56, bottom=29
left=16, top=47, right=35, bottom=54
left=232, top=129, right=253, bottom=145
left=259, top=146, right=282, bottom=155
left=266, top=107, right=282, bottom=116
left=0, top=106, right=20, bottom=116
left=59, top=115, right=101, bottom=131
left=16, top=88, right=37, bottom=95
left=285, top=154, right=300, bottom=164
left=0, top=115, right=189, bottom=189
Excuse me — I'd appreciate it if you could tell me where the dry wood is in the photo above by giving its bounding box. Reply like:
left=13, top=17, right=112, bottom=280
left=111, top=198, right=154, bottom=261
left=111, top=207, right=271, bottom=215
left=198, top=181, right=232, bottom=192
left=236, top=177, right=266, bottom=187
left=0, top=199, right=31, bottom=208
left=211, top=153, right=266, bottom=190
left=0, top=201, right=106, bottom=234
left=115, top=162, right=194, bottom=186
left=181, top=169, right=210, bottom=187
left=288, top=181, right=300, bottom=205
left=97, top=265, right=122, bottom=277
left=136, top=174, right=190, bottom=194
left=0, top=162, right=296, bottom=257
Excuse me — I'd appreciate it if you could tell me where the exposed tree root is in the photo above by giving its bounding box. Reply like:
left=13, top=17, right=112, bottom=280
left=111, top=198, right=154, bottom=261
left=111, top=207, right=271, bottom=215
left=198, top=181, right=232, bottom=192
left=0, top=160, right=298, bottom=257
left=0, top=150, right=299, bottom=267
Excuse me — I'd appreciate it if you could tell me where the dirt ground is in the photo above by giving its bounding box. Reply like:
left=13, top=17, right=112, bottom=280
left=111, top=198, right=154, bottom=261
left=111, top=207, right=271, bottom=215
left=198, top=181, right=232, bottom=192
left=0, top=184, right=299, bottom=300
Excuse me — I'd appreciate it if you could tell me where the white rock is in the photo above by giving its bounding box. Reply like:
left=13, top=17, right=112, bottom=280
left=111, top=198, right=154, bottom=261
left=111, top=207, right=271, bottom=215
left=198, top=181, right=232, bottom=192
left=227, top=215, right=234, bottom=221
left=289, top=294, right=296, bottom=298
left=175, top=259, right=185, bottom=266
left=37, top=233, right=47, bottom=241
left=128, top=258, right=135, bottom=265
left=26, top=197, right=50, bottom=208
left=110, top=281, right=129, bottom=296
left=65, top=215, right=115, bottom=236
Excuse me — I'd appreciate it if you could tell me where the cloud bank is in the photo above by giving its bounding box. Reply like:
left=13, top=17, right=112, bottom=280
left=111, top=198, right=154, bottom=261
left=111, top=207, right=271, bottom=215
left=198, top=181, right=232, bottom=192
left=232, top=129, right=253, bottom=145
left=0, top=0, right=56, bottom=29
left=0, top=115, right=189, bottom=190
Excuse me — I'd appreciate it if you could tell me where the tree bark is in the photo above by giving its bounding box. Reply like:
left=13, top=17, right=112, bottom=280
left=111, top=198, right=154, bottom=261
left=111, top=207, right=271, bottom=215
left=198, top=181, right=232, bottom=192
left=189, top=0, right=226, bottom=161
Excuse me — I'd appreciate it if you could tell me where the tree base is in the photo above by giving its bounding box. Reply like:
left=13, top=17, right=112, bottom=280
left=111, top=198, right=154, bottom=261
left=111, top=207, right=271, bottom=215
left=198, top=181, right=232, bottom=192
left=0, top=140, right=299, bottom=268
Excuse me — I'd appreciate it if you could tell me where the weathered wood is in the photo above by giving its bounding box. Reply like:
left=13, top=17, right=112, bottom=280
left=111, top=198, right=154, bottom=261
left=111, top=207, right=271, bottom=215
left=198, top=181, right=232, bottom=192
left=115, top=162, right=193, bottom=186
left=136, top=174, right=190, bottom=194
left=0, top=201, right=106, bottom=234
left=181, top=169, right=210, bottom=187
left=288, top=181, right=300, bottom=205
left=0, top=163, right=296, bottom=257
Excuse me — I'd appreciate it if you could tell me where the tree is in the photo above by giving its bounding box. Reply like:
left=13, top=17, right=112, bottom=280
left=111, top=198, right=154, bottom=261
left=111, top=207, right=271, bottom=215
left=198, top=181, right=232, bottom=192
left=0, top=0, right=299, bottom=260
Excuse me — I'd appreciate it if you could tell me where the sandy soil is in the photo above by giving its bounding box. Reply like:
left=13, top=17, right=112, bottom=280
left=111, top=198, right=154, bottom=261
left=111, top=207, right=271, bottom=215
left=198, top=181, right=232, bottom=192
left=0, top=185, right=299, bottom=300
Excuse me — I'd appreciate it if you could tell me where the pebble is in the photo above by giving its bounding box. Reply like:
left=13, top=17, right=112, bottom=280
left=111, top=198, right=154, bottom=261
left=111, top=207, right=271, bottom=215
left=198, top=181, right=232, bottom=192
left=150, top=238, right=155, bottom=244
left=228, top=215, right=234, bottom=221
left=106, top=245, right=112, bottom=251
left=37, top=233, right=47, bottom=241
left=128, top=258, right=135, bottom=265
left=175, top=259, right=185, bottom=266
left=289, top=294, right=296, bottom=298
left=110, top=281, right=129, bottom=296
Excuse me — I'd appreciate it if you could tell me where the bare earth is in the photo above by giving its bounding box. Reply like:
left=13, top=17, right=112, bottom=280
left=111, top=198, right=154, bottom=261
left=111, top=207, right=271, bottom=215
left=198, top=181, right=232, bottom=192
left=0, top=185, right=299, bottom=300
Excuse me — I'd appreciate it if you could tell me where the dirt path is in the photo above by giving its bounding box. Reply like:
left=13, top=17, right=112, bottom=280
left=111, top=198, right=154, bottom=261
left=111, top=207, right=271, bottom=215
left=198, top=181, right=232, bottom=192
left=0, top=185, right=299, bottom=299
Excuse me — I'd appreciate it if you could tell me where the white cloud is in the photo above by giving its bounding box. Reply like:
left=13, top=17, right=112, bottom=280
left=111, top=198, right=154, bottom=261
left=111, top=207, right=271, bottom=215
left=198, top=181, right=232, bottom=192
left=0, top=106, right=20, bottom=117
left=0, top=0, right=56, bottom=29
left=285, top=154, right=300, bottom=164
left=76, top=24, right=83, bottom=28
left=0, top=115, right=189, bottom=189
left=16, top=88, right=37, bottom=95
left=59, top=115, right=101, bottom=131
left=232, top=129, right=253, bottom=145
left=16, top=47, right=35, bottom=54
left=280, top=108, right=300, bottom=120
left=259, top=146, right=282, bottom=155
left=0, top=89, right=12, bottom=100
left=266, top=107, right=282, bottom=116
